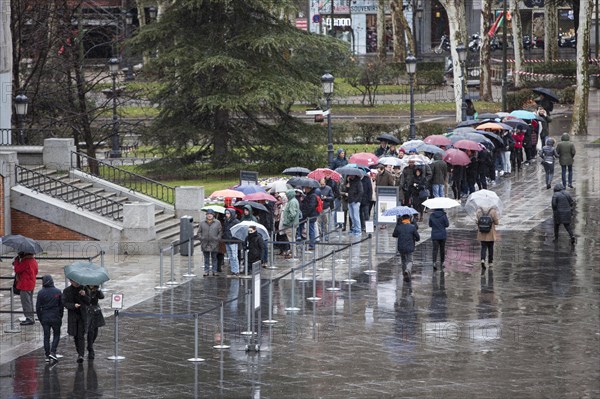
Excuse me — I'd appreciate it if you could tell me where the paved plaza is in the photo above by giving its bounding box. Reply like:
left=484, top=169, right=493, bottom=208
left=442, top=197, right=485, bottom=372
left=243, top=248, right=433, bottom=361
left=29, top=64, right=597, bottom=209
left=1, top=93, right=599, bottom=398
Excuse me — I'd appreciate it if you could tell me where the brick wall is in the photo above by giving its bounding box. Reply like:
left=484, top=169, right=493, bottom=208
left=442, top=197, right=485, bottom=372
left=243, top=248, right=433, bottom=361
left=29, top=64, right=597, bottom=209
left=11, top=209, right=96, bottom=241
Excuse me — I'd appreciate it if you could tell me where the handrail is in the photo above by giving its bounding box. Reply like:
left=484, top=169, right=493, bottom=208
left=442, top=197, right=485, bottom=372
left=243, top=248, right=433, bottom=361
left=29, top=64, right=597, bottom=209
left=15, top=165, right=124, bottom=221
left=71, top=151, right=175, bottom=204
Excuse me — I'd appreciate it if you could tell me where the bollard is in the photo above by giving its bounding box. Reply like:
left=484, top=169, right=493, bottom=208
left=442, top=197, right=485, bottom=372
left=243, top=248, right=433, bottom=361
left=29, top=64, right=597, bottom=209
left=263, top=278, right=278, bottom=324
left=166, top=244, right=178, bottom=285
left=183, top=239, right=196, bottom=278
left=4, top=289, right=20, bottom=333
left=241, top=284, right=253, bottom=335
left=155, top=247, right=168, bottom=289
left=107, top=310, right=125, bottom=360
left=307, top=261, right=321, bottom=301
left=240, top=250, right=251, bottom=279
left=188, top=313, right=205, bottom=362
left=342, top=244, right=357, bottom=285
left=364, top=234, right=376, bottom=274
left=326, top=251, right=340, bottom=292
left=284, top=269, right=301, bottom=312
left=213, top=303, right=231, bottom=349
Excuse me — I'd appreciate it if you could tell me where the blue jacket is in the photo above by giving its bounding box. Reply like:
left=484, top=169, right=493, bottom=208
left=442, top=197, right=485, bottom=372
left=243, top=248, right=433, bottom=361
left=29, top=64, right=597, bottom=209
left=429, top=210, right=449, bottom=240
left=392, top=221, right=420, bottom=254
left=36, top=275, right=64, bottom=323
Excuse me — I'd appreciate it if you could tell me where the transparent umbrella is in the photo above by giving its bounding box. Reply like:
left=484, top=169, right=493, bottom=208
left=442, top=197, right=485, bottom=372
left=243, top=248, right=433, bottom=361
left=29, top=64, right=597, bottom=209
left=464, top=189, right=503, bottom=218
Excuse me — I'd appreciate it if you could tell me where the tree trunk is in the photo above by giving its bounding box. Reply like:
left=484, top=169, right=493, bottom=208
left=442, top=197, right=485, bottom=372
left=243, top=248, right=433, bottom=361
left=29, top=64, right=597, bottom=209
left=377, top=0, right=387, bottom=60
left=509, top=0, right=524, bottom=88
left=391, top=0, right=407, bottom=62
left=544, top=1, right=558, bottom=62
left=479, top=0, right=493, bottom=101
left=440, top=0, right=468, bottom=122
left=570, top=0, right=593, bottom=136
left=213, top=108, right=231, bottom=166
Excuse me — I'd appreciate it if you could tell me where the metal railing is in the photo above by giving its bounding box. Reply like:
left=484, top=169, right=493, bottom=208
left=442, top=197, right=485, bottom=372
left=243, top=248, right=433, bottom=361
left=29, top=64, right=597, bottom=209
left=0, top=128, right=58, bottom=146
left=71, top=151, right=175, bottom=204
left=15, top=164, right=124, bottom=220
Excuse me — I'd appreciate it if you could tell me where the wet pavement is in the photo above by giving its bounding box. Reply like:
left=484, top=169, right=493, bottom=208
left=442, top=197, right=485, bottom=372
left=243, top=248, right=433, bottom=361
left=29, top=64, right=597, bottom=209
left=1, top=93, right=599, bottom=398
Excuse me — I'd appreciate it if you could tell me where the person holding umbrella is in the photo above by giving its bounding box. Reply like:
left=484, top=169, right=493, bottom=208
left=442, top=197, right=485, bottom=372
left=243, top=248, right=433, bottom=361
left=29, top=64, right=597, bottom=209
left=85, top=285, right=105, bottom=360
left=429, top=209, right=449, bottom=270
left=62, top=279, right=92, bottom=362
left=392, top=214, right=421, bottom=282
left=476, top=206, right=500, bottom=270
left=13, top=252, right=38, bottom=326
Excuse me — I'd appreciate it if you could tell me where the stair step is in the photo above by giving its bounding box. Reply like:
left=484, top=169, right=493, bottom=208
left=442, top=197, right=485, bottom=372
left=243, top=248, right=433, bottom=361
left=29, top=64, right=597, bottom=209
left=155, top=213, right=175, bottom=225
left=155, top=219, right=180, bottom=234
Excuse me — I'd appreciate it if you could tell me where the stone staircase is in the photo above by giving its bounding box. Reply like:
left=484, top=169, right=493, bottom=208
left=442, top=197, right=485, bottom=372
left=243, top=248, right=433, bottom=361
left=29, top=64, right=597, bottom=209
left=16, top=166, right=189, bottom=245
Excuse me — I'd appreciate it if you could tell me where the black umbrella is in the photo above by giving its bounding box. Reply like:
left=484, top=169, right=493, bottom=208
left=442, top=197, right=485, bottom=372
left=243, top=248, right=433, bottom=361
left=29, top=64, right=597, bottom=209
left=335, top=166, right=366, bottom=177
left=233, top=200, right=268, bottom=213
left=456, top=120, right=481, bottom=128
left=287, top=176, right=320, bottom=188
left=1, top=235, right=43, bottom=254
left=376, top=133, right=401, bottom=144
left=502, top=118, right=528, bottom=128
left=477, top=113, right=500, bottom=120
left=282, top=167, right=311, bottom=176
left=532, top=87, right=559, bottom=103
left=474, top=130, right=503, bottom=147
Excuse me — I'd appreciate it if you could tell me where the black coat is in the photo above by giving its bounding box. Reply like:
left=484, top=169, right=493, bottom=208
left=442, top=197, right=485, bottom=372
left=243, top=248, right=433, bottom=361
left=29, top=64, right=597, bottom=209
left=429, top=210, right=449, bottom=240
left=360, top=176, right=373, bottom=206
left=36, top=275, right=63, bottom=324
left=246, top=231, right=265, bottom=267
left=300, top=189, right=319, bottom=219
left=392, top=221, right=420, bottom=254
left=346, top=177, right=363, bottom=203
left=552, top=186, right=574, bottom=224
left=222, top=213, right=240, bottom=241
left=62, top=284, right=91, bottom=336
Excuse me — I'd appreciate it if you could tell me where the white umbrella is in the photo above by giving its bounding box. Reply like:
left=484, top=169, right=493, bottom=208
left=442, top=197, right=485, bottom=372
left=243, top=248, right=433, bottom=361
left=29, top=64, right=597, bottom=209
left=400, top=139, right=424, bottom=151
left=464, top=189, right=503, bottom=218
left=267, top=179, right=291, bottom=194
left=230, top=221, right=270, bottom=241
left=403, top=154, right=431, bottom=165
left=422, top=198, right=461, bottom=210
left=378, top=156, right=403, bottom=167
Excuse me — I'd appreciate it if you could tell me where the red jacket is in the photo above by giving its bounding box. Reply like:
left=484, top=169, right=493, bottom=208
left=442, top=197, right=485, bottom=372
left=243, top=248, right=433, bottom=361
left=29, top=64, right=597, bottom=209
left=513, top=131, right=525, bottom=149
left=13, top=256, right=38, bottom=291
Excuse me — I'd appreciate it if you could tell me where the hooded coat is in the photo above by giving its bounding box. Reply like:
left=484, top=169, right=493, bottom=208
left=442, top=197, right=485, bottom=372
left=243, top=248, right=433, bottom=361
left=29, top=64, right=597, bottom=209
left=282, top=190, right=300, bottom=227
left=36, top=275, right=64, bottom=324
left=246, top=230, right=265, bottom=267
left=539, top=138, right=558, bottom=164
left=555, top=133, right=576, bottom=166
left=241, top=205, right=258, bottom=222
left=392, top=219, right=420, bottom=254
left=429, top=210, right=450, bottom=240
left=222, top=208, right=240, bottom=241
left=551, top=184, right=574, bottom=224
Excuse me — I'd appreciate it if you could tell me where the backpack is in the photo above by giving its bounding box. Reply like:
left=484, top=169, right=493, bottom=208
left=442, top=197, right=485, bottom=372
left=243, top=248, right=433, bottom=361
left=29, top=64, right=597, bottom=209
left=477, top=209, right=493, bottom=233
left=315, top=195, right=323, bottom=214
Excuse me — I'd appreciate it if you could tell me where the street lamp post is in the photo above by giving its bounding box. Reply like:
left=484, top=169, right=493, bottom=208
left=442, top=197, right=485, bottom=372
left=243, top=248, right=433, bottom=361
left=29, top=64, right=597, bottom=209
left=321, top=72, right=335, bottom=166
left=15, top=93, right=29, bottom=145
left=108, top=58, right=121, bottom=158
left=124, top=11, right=134, bottom=81
left=148, top=6, right=157, bottom=20
left=456, top=44, right=467, bottom=121
left=405, top=54, right=417, bottom=140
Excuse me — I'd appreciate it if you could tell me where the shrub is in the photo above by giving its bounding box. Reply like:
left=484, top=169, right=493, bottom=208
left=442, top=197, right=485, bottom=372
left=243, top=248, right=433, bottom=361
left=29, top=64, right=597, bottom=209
left=507, top=89, right=534, bottom=110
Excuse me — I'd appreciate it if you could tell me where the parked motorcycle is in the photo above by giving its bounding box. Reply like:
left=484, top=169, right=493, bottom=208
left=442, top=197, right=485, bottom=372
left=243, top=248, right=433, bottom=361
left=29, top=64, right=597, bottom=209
left=523, top=35, right=533, bottom=50
left=533, top=36, right=544, bottom=49
left=558, top=33, right=576, bottom=48
left=468, top=34, right=480, bottom=52
left=434, top=35, right=451, bottom=54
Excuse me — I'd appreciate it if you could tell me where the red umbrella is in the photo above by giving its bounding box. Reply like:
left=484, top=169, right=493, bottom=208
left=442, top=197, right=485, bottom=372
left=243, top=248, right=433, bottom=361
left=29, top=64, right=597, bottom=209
left=243, top=192, right=277, bottom=202
left=349, top=152, right=379, bottom=167
left=307, top=168, right=342, bottom=182
left=443, top=149, right=471, bottom=166
left=453, top=139, right=482, bottom=152
left=423, top=135, right=452, bottom=146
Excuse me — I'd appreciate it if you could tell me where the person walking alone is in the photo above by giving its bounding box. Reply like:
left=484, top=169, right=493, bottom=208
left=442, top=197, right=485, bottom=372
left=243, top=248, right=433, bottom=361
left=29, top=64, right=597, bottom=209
left=476, top=207, right=499, bottom=270
left=551, top=183, right=575, bottom=244
left=36, top=275, right=63, bottom=362
left=392, top=214, right=421, bottom=282
left=13, top=252, right=38, bottom=326
left=539, top=137, right=559, bottom=189
left=429, top=209, right=449, bottom=270
left=555, top=133, right=576, bottom=188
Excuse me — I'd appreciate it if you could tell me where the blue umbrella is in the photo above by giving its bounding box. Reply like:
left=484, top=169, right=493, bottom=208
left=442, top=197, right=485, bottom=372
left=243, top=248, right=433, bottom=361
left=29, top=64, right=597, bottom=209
left=64, top=261, right=110, bottom=286
left=382, top=206, right=419, bottom=217
left=235, top=184, right=267, bottom=195
left=345, top=163, right=371, bottom=172
left=510, top=110, right=537, bottom=120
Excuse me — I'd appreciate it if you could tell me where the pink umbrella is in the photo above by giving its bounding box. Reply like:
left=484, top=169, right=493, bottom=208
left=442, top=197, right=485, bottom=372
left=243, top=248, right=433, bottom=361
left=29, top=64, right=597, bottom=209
left=453, top=139, right=482, bottom=152
left=423, top=135, right=452, bottom=146
left=349, top=152, right=379, bottom=167
left=307, top=168, right=342, bottom=182
left=209, top=189, right=245, bottom=199
left=243, top=192, right=277, bottom=202
left=443, top=149, right=471, bottom=166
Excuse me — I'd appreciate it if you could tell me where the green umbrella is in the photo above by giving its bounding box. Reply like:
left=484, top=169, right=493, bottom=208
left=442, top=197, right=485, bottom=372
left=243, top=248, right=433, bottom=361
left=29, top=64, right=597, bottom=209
left=64, top=261, right=110, bottom=286
left=201, top=205, right=226, bottom=214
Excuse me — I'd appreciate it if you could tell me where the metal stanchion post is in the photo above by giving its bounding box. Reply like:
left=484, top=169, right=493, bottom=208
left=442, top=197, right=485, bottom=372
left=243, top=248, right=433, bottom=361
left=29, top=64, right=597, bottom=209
left=364, top=234, right=376, bottom=274
left=166, top=244, right=178, bottom=285
left=188, top=313, right=205, bottom=361
left=307, top=261, right=321, bottom=301
left=326, top=253, right=340, bottom=292
left=107, top=310, right=125, bottom=360
left=342, top=244, right=357, bottom=285
left=240, top=250, right=250, bottom=279
left=284, top=269, right=301, bottom=311
left=4, top=290, right=20, bottom=333
left=241, top=284, right=254, bottom=335
left=263, top=278, right=278, bottom=324
left=213, top=303, right=231, bottom=349
left=155, top=247, right=168, bottom=289
left=298, top=244, right=311, bottom=282
left=183, top=239, right=196, bottom=277
left=267, top=232, right=277, bottom=270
